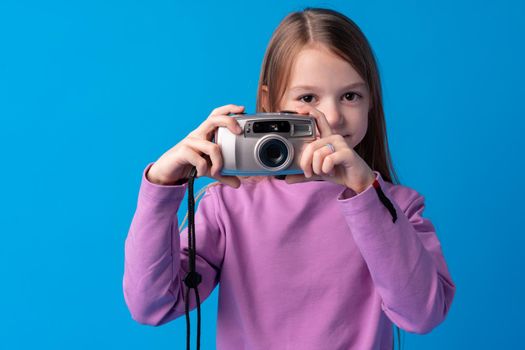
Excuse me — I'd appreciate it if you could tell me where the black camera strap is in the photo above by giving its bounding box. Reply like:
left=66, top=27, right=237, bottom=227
left=184, top=166, right=202, bottom=350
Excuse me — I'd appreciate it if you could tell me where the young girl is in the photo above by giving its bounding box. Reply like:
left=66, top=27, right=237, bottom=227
left=123, top=7, right=456, bottom=350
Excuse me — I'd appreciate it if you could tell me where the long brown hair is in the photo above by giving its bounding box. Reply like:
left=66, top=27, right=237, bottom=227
left=248, top=7, right=400, bottom=185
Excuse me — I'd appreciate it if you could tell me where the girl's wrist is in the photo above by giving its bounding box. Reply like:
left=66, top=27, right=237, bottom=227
left=146, top=166, right=184, bottom=186
left=352, top=171, right=376, bottom=194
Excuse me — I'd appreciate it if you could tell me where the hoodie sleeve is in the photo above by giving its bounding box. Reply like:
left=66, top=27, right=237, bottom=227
left=337, top=171, right=456, bottom=334
left=122, top=162, right=225, bottom=326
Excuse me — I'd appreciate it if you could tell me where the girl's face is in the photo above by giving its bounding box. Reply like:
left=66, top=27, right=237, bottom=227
left=267, top=45, right=371, bottom=149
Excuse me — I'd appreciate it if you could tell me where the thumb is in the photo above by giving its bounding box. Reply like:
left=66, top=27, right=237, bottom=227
left=217, top=175, right=241, bottom=189
left=285, top=174, right=308, bottom=184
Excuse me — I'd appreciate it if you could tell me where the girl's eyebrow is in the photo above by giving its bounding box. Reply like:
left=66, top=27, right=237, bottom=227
left=290, top=82, right=367, bottom=91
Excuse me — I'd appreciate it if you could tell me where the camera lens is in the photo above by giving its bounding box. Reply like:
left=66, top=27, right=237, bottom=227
left=259, top=138, right=288, bottom=168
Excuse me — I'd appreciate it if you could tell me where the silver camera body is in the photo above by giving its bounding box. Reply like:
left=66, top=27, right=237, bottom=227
left=213, top=112, right=317, bottom=176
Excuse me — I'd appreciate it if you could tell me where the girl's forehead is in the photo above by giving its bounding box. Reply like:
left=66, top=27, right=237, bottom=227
left=286, top=50, right=365, bottom=90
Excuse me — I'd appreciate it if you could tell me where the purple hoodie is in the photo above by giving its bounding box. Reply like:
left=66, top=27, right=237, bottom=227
left=123, top=162, right=455, bottom=349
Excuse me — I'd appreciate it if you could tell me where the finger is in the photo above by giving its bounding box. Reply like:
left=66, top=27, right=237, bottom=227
left=312, top=144, right=336, bottom=176
left=192, top=112, right=244, bottom=140
left=301, top=135, right=346, bottom=177
left=182, top=137, right=241, bottom=188
left=179, top=144, right=210, bottom=178
left=285, top=174, right=307, bottom=184
left=184, top=138, right=224, bottom=177
left=210, top=104, right=245, bottom=117
left=181, top=141, right=241, bottom=188
left=323, top=147, right=355, bottom=170
left=295, top=106, right=333, bottom=138
left=214, top=174, right=241, bottom=189
left=285, top=173, right=322, bottom=184
left=321, top=153, right=336, bottom=176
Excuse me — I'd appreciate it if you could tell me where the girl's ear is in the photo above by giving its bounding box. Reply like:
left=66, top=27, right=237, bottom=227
left=261, top=85, right=269, bottom=112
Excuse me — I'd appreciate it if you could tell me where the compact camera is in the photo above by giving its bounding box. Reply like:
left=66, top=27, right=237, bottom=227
left=213, top=112, right=318, bottom=176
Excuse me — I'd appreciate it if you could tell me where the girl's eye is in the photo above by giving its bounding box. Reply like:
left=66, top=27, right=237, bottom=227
left=298, top=94, right=315, bottom=103
left=298, top=92, right=362, bottom=104
left=343, top=92, right=361, bottom=102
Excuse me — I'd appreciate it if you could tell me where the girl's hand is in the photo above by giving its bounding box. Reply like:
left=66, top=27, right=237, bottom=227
left=146, top=104, right=245, bottom=189
left=284, top=105, right=376, bottom=194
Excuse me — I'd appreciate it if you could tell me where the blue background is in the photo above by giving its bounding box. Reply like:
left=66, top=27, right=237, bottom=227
left=1, top=0, right=523, bottom=349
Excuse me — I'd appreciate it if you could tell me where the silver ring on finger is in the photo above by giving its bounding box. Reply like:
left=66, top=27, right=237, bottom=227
left=325, top=143, right=335, bottom=153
